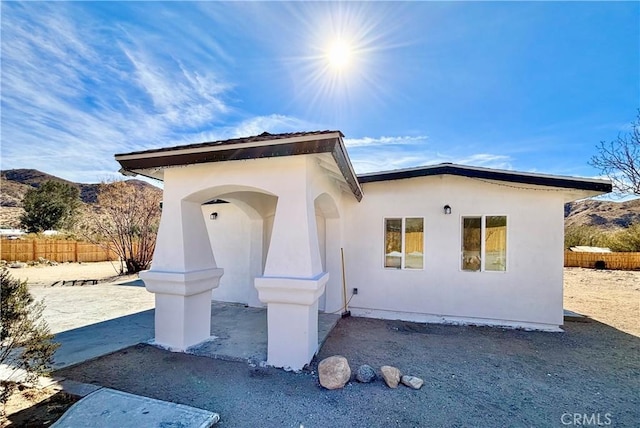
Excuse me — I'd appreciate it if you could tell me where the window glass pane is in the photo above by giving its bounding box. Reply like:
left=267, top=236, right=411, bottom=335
left=384, top=218, right=402, bottom=268
left=462, top=217, right=481, bottom=271
left=485, top=216, right=507, bottom=271
left=404, top=217, right=424, bottom=269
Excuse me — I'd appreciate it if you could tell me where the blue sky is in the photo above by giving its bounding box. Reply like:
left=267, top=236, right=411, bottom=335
left=1, top=1, right=638, bottom=187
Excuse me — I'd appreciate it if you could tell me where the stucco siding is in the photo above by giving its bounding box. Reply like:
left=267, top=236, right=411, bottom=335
left=342, top=174, right=565, bottom=330
left=202, top=203, right=263, bottom=307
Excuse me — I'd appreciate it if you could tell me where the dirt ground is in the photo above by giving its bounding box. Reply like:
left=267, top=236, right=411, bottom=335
left=7, top=261, right=131, bottom=286
left=1, top=386, right=76, bottom=428
left=563, top=268, right=640, bottom=336
left=2, top=264, right=639, bottom=427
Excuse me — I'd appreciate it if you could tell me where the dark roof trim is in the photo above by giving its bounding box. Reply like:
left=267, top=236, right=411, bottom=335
left=357, top=163, right=612, bottom=193
left=115, top=131, right=363, bottom=201
left=117, top=139, right=333, bottom=169
left=115, top=130, right=343, bottom=157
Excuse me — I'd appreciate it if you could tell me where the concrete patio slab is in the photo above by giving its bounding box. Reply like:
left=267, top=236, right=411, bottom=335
left=51, top=301, right=340, bottom=370
left=187, top=302, right=340, bottom=364
left=52, top=388, right=219, bottom=428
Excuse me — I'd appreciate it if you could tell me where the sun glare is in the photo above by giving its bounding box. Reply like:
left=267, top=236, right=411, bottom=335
left=287, top=1, right=401, bottom=120
left=327, top=41, right=352, bottom=70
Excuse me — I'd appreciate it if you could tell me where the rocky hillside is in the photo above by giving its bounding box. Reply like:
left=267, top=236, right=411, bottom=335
left=0, top=169, right=162, bottom=228
left=565, top=198, right=640, bottom=230
left=0, top=178, right=32, bottom=207
left=1, top=169, right=101, bottom=204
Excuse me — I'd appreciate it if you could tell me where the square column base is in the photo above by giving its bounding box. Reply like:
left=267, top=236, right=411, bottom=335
left=140, top=268, right=224, bottom=351
left=255, top=273, right=329, bottom=370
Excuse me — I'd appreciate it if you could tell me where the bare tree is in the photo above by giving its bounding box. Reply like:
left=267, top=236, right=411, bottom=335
left=590, top=113, right=640, bottom=196
left=81, top=180, right=161, bottom=274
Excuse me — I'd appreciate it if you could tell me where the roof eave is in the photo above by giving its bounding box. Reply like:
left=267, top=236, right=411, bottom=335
left=357, top=163, right=612, bottom=194
left=115, top=132, right=363, bottom=201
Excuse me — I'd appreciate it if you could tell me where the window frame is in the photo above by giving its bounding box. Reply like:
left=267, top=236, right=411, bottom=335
left=460, top=214, right=508, bottom=273
left=383, top=216, right=425, bottom=270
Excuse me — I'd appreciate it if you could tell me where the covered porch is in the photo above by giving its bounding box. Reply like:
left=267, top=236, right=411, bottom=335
left=115, top=131, right=362, bottom=370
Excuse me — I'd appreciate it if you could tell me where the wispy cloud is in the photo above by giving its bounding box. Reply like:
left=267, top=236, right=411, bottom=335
left=344, top=135, right=427, bottom=148
left=230, top=115, right=316, bottom=138
left=456, top=154, right=512, bottom=170
left=164, top=114, right=317, bottom=147
left=0, top=3, right=234, bottom=183
left=345, top=135, right=513, bottom=174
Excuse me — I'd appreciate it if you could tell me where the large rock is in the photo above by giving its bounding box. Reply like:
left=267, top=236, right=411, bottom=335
left=355, top=364, right=376, bottom=383
left=318, top=356, right=351, bottom=390
left=401, top=375, right=424, bottom=390
left=380, top=365, right=401, bottom=388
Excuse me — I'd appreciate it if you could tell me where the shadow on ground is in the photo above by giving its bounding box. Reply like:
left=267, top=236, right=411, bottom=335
left=52, top=310, right=155, bottom=369
left=55, top=316, right=639, bottom=428
left=4, top=390, right=78, bottom=427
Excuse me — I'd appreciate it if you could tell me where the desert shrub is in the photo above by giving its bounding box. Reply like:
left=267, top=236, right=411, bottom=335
left=564, top=225, right=611, bottom=249
left=0, top=269, right=58, bottom=410
left=607, top=223, right=640, bottom=252
left=20, top=181, right=81, bottom=233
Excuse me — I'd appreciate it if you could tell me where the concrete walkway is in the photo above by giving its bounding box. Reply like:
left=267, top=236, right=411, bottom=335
left=52, top=388, right=220, bottom=428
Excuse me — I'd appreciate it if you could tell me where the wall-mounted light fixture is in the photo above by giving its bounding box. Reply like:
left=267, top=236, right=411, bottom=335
left=443, top=205, right=452, bottom=215
left=210, top=212, right=218, bottom=220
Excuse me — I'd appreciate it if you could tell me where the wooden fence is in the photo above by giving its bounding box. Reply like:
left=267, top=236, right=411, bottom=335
left=564, top=251, right=640, bottom=270
left=1, top=239, right=118, bottom=263
left=4, top=238, right=639, bottom=270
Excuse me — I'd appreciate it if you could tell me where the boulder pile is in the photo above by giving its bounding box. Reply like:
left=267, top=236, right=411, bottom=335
left=318, top=356, right=423, bottom=391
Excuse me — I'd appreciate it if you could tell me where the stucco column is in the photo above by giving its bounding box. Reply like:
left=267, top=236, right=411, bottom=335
left=140, top=198, right=224, bottom=351
left=254, top=193, right=328, bottom=369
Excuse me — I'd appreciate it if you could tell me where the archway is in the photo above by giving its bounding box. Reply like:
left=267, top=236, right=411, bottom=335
left=314, top=192, right=341, bottom=313
left=201, top=190, right=277, bottom=308
left=140, top=185, right=277, bottom=351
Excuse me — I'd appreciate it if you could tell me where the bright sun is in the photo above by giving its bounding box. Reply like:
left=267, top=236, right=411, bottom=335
left=327, top=41, right=352, bottom=70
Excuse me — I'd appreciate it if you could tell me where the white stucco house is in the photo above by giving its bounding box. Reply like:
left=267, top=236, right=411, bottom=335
left=115, top=130, right=611, bottom=370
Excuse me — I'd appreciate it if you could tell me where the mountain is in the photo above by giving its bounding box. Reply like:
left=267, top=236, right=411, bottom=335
left=565, top=198, right=640, bottom=230
left=1, top=169, right=101, bottom=204
left=0, top=169, right=162, bottom=228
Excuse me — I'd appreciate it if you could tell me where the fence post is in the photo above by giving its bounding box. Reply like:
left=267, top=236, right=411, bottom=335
left=32, top=240, right=37, bottom=262
left=75, top=241, right=79, bottom=262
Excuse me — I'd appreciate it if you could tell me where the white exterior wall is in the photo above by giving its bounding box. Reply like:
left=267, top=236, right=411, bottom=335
left=342, top=174, right=566, bottom=331
left=202, top=203, right=263, bottom=307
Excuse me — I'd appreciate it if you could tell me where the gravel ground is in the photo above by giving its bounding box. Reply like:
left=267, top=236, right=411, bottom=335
left=6, top=264, right=638, bottom=427
left=56, top=316, right=639, bottom=427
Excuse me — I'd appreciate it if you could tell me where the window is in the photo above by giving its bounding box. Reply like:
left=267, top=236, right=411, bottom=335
left=384, top=217, right=424, bottom=269
left=461, top=215, right=507, bottom=272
